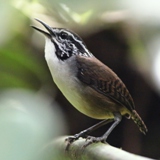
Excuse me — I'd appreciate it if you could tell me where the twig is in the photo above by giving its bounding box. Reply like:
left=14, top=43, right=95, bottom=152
left=50, top=136, right=155, bottom=160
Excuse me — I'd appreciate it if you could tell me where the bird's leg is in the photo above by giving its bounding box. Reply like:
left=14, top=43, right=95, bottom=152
left=84, top=112, right=122, bottom=147
left=65, top=119, right=113, bottom=150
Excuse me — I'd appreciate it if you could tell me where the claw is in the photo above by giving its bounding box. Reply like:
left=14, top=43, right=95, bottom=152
left=65, top=135, right=80, bottom=151
left=65, top=136, right=77, bottom=143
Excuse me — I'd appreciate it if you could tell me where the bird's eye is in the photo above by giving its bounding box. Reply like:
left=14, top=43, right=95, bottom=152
left=60, top=32, right=68, bottom=39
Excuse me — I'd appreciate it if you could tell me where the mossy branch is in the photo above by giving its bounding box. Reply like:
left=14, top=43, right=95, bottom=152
left=50, top=136, right=155, bottom=160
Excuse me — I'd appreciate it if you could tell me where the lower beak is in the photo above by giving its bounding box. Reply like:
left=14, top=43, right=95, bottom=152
left=31, top=19, right=54, bottom=38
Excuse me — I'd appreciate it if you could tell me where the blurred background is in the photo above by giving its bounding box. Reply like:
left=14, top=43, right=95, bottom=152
left=0, top=0, right=160, bottom=159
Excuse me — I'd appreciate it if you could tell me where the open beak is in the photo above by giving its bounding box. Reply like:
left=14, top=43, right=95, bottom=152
left=31, top=19, right=54, bottom=38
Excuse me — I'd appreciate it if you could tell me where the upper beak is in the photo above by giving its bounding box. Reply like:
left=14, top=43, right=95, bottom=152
left=31, top=19, right=54, bottom=38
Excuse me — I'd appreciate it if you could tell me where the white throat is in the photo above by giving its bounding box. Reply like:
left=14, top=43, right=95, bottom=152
left=44, top=38, right=75, bottom=90
left=44, top=38, right=59, bottom=72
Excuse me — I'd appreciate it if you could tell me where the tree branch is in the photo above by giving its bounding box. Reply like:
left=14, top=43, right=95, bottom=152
left=51, top=136, right=155, bottom=160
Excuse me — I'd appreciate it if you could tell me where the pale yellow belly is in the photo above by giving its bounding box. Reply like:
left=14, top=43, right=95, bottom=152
left=54, top=75, right=117, bottom=120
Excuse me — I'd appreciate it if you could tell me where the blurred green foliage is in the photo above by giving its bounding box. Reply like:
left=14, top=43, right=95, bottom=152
left=0, top=2, right=53, bottom=91
left=0, top=0, right=160, bottom=159
left=0, top=37, right=46, bottom=89
left=0, top=89, right=65, bottom=160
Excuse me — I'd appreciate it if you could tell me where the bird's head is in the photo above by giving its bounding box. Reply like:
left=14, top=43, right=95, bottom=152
left=32, top=19, right=93, bottom=61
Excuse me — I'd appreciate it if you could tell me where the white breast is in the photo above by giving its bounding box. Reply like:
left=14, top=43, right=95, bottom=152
left=44, top=38, right=89, bottom=114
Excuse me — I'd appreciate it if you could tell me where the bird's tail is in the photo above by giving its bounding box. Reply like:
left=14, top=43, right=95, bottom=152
left=131, top=110, right=148, bottom=134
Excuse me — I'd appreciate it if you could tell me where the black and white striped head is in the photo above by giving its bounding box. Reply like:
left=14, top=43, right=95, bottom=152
left=32, top=19, right=93, bottom=61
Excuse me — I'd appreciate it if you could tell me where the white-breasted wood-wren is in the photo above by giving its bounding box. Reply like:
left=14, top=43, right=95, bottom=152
left=32, top=19, right=147, bottom=147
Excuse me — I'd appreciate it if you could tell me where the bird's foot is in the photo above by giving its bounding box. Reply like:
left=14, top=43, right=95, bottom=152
left=65, top=135, right=78, bottom=150
left=65, top=134, right=79, bottom=144
left=83, top=136, right=107, bottom=148
left=65, top=132, right=87, bottom=150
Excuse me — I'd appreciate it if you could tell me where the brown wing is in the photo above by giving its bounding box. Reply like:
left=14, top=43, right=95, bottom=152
left=76, top=56, right=135, bottom=112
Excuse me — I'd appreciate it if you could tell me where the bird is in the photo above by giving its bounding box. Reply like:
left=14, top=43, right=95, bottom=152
left=32, top=19, right=147, bottom=147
